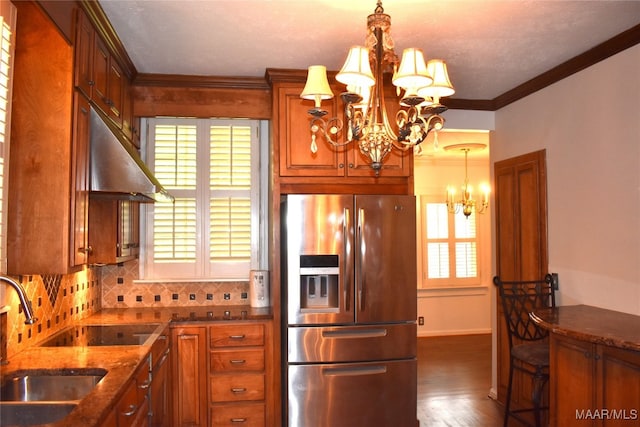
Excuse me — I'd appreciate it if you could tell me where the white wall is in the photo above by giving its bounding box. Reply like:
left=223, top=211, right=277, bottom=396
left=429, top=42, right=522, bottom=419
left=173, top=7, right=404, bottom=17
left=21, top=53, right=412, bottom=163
left=492, top=44, right=640, bottom=314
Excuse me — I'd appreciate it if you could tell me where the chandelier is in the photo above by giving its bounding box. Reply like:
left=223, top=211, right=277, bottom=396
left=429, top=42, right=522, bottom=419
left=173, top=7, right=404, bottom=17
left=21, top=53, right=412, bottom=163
left=299, top=1, right=455, bottom=175
left=445, top=144, right=490, bottom=218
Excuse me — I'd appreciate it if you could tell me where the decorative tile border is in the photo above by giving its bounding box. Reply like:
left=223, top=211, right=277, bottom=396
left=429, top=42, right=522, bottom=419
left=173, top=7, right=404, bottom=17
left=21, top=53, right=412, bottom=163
left=100, top=260, right=250, bottom=308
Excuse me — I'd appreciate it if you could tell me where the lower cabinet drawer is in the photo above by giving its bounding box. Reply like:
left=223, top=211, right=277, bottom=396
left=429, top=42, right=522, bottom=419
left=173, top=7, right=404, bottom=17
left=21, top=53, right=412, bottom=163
left=211, top=348, right=265, bottom=372
left=210, top=373, right=265, bottom=402
left=210, top=402, right=265, bottom=427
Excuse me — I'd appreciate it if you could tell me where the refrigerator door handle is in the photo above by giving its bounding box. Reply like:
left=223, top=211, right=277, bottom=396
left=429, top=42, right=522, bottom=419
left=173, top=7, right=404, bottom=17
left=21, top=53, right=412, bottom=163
left=322, top=328, right=388, bottom=339
left=344, top=207, right=352, bottom=312
left=322, top=365, right=387, bottom=377
left=357, top=207, right=365, bottom=311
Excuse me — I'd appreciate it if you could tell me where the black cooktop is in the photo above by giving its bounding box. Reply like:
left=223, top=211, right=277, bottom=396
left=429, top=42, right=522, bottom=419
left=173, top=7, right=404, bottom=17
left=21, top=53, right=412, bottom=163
left=39, top=324, right=160, bottom=347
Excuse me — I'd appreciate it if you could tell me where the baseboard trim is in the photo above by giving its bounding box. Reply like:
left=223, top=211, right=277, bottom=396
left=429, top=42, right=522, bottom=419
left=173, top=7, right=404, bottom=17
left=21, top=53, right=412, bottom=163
left=417, top=328, right=492, bottom=337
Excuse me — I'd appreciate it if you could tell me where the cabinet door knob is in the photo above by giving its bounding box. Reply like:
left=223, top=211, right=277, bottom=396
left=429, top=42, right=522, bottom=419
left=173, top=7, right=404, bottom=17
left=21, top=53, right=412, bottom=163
left=349, top=163, right=354, bottom=168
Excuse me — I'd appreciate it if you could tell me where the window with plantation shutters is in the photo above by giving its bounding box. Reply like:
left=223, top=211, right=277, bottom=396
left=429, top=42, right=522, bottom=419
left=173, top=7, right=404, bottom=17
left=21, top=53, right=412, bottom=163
left=142, top=118, right=262, bottom=280
left=0, top=2, right=15, bottom=276
left=421, top=196, right=479, bottom=286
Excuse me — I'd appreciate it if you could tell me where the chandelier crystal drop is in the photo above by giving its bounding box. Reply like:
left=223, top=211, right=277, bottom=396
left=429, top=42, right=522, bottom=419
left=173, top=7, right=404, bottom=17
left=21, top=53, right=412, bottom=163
left=300, top=0, right=455, bottom=175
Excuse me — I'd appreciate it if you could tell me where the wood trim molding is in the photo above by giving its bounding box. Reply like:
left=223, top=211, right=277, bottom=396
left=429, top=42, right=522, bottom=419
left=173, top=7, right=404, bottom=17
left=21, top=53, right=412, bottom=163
left=493, top=23, right=640, bottom=110
left=134, top=73, right=270, bottom=90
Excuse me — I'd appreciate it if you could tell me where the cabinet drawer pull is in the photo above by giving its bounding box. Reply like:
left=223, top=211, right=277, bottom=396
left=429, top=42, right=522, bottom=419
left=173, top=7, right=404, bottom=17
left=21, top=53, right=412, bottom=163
left=231, top=387, right=247, bottom=393
left=230, top=418, right=247, bottom=423
left=229, top=334, right=245, bottom=340
left=121, top=404, right=137, bottom=417
left=139, top=379, right=151, bottom=390
left=229, top=359, right=246, bottom=365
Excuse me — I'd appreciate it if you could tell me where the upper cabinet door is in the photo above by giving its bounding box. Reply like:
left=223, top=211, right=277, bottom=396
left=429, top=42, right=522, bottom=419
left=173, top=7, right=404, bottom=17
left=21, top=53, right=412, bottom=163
left=91, top=34, right=124, bottom=128
left=276, top=84, right=346, bottom=177
left=74, top=9, right=94, bottom=98
left=8, top=1, right=83, bottom=274
left=70, top=94, right=91, bottom=268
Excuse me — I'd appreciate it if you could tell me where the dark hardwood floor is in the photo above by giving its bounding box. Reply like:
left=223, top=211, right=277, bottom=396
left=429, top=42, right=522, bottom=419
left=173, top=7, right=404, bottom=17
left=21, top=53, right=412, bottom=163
left=417, top=334, right=505, bottom=427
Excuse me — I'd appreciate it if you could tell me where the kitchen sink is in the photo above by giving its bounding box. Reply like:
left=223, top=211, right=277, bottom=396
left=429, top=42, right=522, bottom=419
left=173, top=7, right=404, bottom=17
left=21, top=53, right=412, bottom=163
left=0, top=402, right=78, bottom=427
left=0, top=402, right=78, bottom=426
left=0, top=368, right=106, bottom=426
left=39, top=323, right=161, bottom=347
left=0, top=368, right=107, bottom=402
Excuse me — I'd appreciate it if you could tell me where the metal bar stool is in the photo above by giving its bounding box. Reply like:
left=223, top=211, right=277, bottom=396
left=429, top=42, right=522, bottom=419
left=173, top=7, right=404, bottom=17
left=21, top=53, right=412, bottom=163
left=494, top=274, right=556, bottom=427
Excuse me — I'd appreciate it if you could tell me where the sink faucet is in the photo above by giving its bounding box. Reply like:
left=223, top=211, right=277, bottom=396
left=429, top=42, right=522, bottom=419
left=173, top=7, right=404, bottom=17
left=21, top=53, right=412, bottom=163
left=0, top=274, right=38, bottom=325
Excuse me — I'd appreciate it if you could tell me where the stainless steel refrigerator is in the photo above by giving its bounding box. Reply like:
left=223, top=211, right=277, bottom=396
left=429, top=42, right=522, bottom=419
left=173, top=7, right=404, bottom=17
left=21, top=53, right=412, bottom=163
left=282, top=194, right=418, bottom=427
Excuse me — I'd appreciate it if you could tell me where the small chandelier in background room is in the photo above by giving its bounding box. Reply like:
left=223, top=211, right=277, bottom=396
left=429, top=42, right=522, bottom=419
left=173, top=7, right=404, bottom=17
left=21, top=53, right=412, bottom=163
left=445, top=143, right=490, bottom=218
left=300, top=0, right=455, bottom=175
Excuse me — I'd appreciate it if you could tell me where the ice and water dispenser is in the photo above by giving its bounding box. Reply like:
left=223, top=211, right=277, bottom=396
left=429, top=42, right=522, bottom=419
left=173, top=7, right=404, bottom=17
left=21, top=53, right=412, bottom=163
left=299, top=255, right=340, bottom=312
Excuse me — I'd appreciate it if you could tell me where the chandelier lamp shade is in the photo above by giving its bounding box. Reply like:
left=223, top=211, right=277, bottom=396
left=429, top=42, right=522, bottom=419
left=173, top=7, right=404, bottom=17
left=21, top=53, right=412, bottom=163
left=300, top=0, right=455, bottom=174
left=444, top=143, right=490, bottom=218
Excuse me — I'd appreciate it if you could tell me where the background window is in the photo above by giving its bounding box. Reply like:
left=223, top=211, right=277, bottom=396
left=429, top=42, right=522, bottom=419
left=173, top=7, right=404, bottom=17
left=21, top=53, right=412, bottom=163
left=141, top=118, right=266, bottom=281
left=421, top=196, right=479, bottom=287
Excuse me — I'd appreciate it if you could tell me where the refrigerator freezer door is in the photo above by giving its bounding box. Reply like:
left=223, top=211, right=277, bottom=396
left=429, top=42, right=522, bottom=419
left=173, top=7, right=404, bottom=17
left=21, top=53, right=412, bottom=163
left=288, top=359, right=417, bottom=427
left=355, top=195, right=417, bottom=323
left=285, top=194, right=355, bottom=325
left=288, top=323, right=416, bottom=363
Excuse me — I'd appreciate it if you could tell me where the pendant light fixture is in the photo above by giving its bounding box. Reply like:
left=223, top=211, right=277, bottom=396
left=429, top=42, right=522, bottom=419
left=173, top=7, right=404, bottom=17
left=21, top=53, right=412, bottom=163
left=444, top=143, right=490, bottom=218
left=300, top=1, right=455, bottom=175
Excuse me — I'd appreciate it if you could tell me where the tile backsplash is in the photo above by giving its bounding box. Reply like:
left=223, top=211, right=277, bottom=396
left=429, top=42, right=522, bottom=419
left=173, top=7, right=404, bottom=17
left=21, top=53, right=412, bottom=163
left=100, top=259, right=250, bottom=308
left=1, top=268, right=101, bottom=359
left=1, top=259, right=252, bottom=360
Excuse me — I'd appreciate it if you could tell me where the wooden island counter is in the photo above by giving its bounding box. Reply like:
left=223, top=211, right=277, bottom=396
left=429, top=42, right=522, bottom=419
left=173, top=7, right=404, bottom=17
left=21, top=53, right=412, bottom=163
left=531, top=304, right=640, bottom=426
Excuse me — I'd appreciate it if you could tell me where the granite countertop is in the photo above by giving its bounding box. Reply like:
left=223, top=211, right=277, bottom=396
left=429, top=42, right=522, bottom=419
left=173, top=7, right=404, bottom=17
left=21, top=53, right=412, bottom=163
left=1, top=305, right=273, bottom=427
left=531, top=304, right=640, bottom=352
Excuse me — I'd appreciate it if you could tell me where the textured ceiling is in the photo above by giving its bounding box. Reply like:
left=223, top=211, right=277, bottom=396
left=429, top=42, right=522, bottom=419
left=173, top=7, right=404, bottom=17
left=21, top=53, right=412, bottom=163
left=99, top=0, right=640, bottom=101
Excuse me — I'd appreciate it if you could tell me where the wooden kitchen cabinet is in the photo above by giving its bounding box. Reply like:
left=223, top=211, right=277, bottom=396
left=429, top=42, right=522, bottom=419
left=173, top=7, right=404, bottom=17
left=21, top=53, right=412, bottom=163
left=100, top=357, right=151, bottom=427
left=74, top=7, right=94, bottom=99
left=121, top=81, right=141, bottom=148
left=209, top=323, right=267, bottom=427
left=550, top=334, right=640, bottom=426
left=8, top=2, right=90, bottom=274
left=172, top=325, right=208, bottom=427
left=272, top=81, right=411, bottom=181
left=150, top=326, right=171, bottom=427
left=74, top=8, right=130, bottom=134
left=92, top=34, right=125, bottom=128
left=89, top=198, right=140, bottom=265
left=170, top=321, right=273, bottom=427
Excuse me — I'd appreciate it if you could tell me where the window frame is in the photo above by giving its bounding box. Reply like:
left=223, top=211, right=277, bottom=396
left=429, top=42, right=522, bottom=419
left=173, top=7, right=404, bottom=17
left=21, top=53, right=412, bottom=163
left=418, top=194, right=483, bottom=289
left=139, top=117, right=268, bottom=282
left=0, top=2, right=16, bottom=281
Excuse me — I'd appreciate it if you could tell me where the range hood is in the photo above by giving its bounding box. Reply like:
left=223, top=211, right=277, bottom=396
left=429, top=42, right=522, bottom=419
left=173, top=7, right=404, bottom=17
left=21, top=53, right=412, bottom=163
left=90, top=107, right=173, bottom=203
